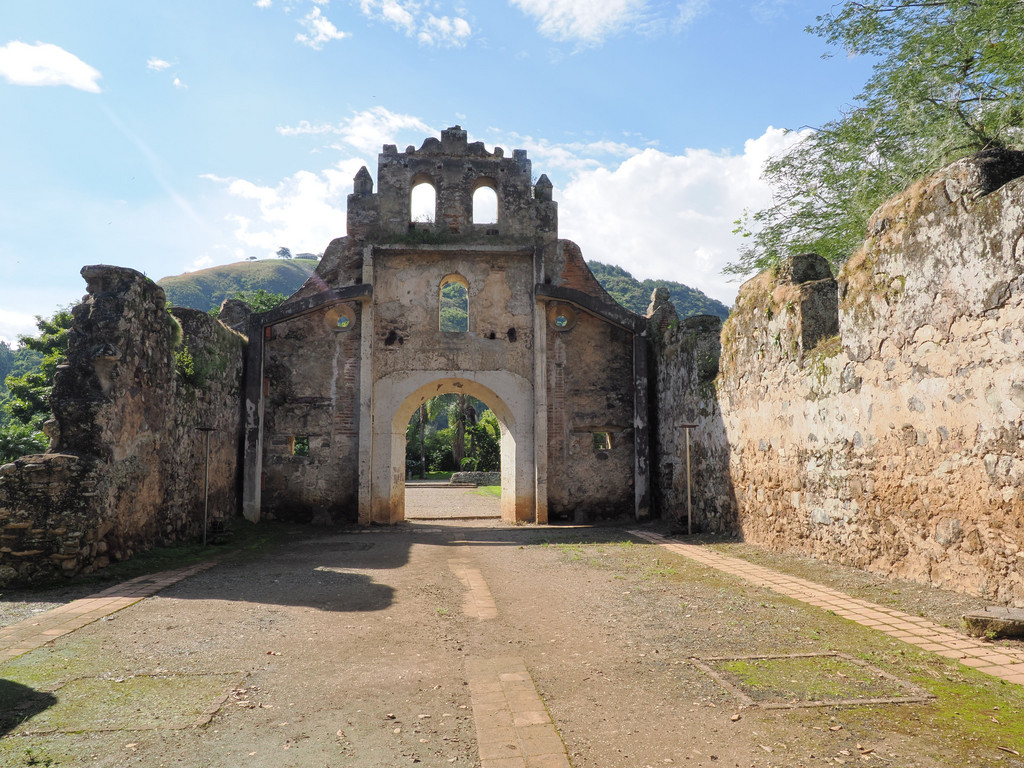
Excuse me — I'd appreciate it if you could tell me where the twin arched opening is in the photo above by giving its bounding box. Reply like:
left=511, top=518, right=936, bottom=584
left=409, top=176, right=499, bottom=226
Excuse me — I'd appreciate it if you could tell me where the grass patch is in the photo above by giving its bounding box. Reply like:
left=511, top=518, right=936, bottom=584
left=714, top=654, right=908, bottom=703
left=840, top=651, right=1024, bottom=757
left=472, top=485, right=501, bottom=498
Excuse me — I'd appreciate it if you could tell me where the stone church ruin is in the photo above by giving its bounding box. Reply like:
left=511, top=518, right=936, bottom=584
left=239, top=126, right=649, bottom=527
left=1, top=129, right=1023, bottom=612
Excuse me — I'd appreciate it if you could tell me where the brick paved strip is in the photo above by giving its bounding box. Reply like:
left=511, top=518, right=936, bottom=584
left=449, top=558, right=498, bottom=620
left=0, top=559, right=220, bottom=664
left=467, top=656, right=571, bottom=768
left=628, top=529, right=1024, bottom=687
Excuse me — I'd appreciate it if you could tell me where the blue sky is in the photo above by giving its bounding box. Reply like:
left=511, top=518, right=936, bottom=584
left=0, top=0, right=874, bottom=344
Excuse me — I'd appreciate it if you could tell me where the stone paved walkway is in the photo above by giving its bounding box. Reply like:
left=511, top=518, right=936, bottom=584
left=0, top=560, right=219, bottom=664
left=630, top=529, right=1024, bottom=686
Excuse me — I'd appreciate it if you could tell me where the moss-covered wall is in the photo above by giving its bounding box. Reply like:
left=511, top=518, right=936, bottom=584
left=0, top=266, right=245, bottom=586
left=654, top=153, right=1024, bottom=607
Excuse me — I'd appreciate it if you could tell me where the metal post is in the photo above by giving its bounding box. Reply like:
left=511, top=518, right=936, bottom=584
left=197, top=427, right=215, bottom=546
left=679, top=422, right=697, bottom=536
left=686, top=427, right=692, bottom=536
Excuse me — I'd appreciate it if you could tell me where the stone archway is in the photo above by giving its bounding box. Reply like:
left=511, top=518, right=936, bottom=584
left=365, top=371, right=535, bottom=525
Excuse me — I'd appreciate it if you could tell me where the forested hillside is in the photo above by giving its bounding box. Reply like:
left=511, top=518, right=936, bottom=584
left=588, top=262, right=729, bottom=319
left=158, top=257, right=729, bottom=319
left=158, top=258, right=318, bottom=311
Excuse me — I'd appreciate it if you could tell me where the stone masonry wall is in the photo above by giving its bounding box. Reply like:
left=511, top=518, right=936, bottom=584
left=0, top=266, right=245, bottom=586
left=650, top=312, right=735, bottom=533
left=261, top=302, right=363, bottom=523
left=546, top=307, right=637, bottom=520
left=655, top=152, right=1024, bottom=607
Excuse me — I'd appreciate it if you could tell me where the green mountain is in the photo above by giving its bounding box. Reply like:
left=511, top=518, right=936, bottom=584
left=587, top=261, right=730, bottom=320
left=157, top=256, right=729, bottom=321
left=158, top=258, right=319, bottom=311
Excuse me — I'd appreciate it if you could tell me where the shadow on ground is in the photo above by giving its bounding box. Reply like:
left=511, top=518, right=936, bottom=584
left=0, top=679, right=57, bottom=737
left=1, top=520, right=650, bottom=618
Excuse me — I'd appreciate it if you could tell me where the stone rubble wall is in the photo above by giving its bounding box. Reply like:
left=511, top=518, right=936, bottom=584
left=650, top=313, right=736, bottom=534
left=654, top=152, right=1024, bottom=606
left=0, top=266, right=245, bottom=587
left=449, top=471, right=501, bottom=486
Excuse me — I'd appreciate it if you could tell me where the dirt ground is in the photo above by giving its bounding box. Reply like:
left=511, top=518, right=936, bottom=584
left=2, top=489, right=1024, bottom=767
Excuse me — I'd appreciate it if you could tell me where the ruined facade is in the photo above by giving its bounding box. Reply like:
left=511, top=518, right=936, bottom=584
left=4, top=131, right=1024, bottom=612
left=0, top=267, right=245, bottom=584
left=654, top=151, right=1024, bottom=607
left=241, top=126, right=649, bottom=525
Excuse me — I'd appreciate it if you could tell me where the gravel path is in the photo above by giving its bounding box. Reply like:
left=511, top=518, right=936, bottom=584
left=2, top=520, right=1022, bottom=767
left=405, top=484, right=500, bottom=519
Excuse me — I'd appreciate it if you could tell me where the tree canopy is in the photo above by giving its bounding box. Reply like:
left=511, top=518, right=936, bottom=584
left=0, top=309, right=73, bottom=461
left=3, top=309, right=74, bottom=429
left=588, top=262, right=730, bottom=318
left=730, top=0, right=1024, bottom=276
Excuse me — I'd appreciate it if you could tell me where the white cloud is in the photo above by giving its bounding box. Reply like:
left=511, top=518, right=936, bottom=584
left=510, top=0, right=647, bottom=44
left=558, top=127, right=804, bottom=306
left=209, top=114, right=799, bottom=307
left=0, top=308, right=39, bottom=346
left=277, top=106, right=433, bottom=153
left=146, top=57, right=172, bottom=71
left=672, top=0, right=708, bottom=30
left=202, top=158, right=367, bottom=257
left=379, top=1, right=416, bottom=33
left=0, top=41, right=102, bottom=93
left=418, top=15, right=472, bottom=47
left=295, top=7, right=348, bottom=49
left=510, top=0, right=709, bottom=44
left=255, top=0, right=272, bottom=7
left=173, top=76, right=187, bottom=89
left=485, top=129, right=645, bottom=176
left=357, top=1, right=472, bottom=47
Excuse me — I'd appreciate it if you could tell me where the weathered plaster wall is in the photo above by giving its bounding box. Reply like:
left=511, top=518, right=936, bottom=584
left=545, top=306, right=637, bottom=520
left=370, top=247, right=535, bottom=380
left=261, top=303, right=363, bottom=523
left=0, top=266, right=245, bottom=586
left=655, top=153, right=1024, bottom=606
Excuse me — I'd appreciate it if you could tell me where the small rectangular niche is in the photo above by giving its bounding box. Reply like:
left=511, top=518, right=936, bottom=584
left=292, top=436, right=310, bottom=457
left=592, top=432, right=612, bottom=451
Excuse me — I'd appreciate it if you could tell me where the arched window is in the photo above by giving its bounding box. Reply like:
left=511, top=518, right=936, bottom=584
left=439, top=274, right=469, bottom=332
left=472, top=184, right=498, bottom=225
left=410, top=180, right=436, bottom=223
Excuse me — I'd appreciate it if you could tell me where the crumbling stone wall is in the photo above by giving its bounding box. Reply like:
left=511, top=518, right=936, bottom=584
left=0, top=266, right=245, bottom=586
left=545, top=304, right=637, bottom=520
left=649, top=309, right=735, bottom=533
left=655, top=153, right=1024, bottom=606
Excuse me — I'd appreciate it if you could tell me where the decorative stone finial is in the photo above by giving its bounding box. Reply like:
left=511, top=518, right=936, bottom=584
left=353, top=166, right=373, bottom=196
left=534, top=174, right=553, bottom=202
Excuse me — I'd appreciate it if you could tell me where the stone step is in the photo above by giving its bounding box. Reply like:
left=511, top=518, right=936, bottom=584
left=962, top=606, right=1024, bottom=639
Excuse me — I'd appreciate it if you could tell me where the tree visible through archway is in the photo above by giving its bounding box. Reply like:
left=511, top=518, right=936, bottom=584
left=404, top=394, right=501, bottom=520
left=405, top=394, right=499, bottom=477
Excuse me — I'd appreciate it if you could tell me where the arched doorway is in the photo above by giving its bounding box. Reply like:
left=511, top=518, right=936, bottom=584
left=404, top=392, right=502, bottom=520
left=366, top=371, right=535, bottom=525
